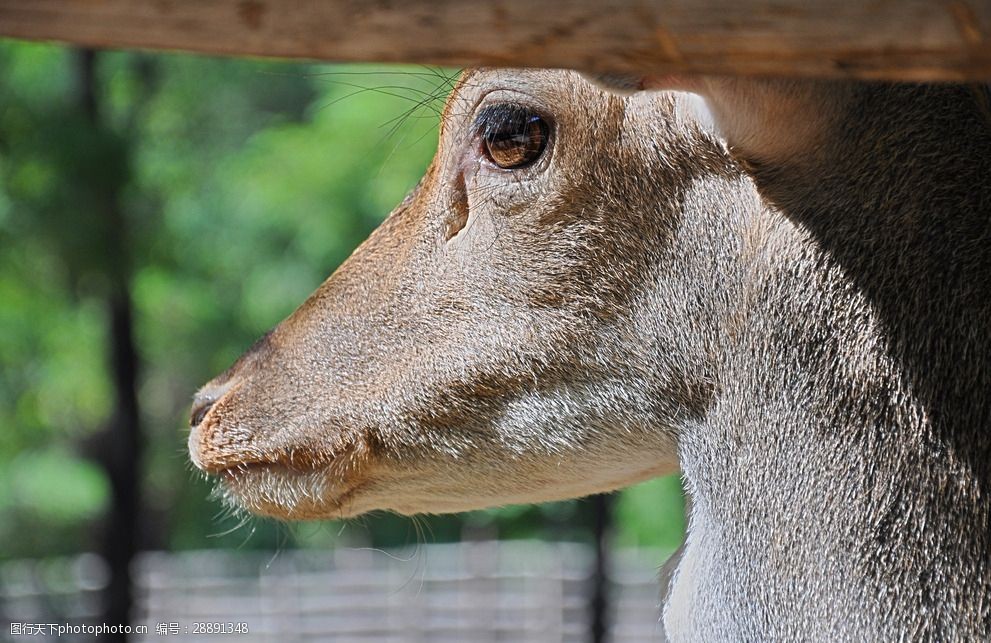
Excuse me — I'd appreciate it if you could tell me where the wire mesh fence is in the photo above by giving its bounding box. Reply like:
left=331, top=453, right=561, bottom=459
left=2, top=541, right=671, bottom=642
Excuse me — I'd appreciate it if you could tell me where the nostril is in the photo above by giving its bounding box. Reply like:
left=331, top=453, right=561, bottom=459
left=190, top=380, right=235, bottom=429
left=190, top=396, right=217, bottom=427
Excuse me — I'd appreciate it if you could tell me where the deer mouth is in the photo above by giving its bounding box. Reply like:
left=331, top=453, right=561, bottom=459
left=189, top=413, right=375, bottom=520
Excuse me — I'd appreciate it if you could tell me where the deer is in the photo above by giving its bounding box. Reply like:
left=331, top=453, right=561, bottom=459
left=188, top=68, right=991, bottom=640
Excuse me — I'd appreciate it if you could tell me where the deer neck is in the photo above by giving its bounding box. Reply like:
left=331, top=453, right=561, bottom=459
left=665, top=83, right=991, bottom=640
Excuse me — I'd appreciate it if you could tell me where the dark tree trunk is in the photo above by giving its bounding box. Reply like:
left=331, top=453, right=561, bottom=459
left=78, top=48, right=143, bottom=642
left=590, top=493, right=613, bottom=643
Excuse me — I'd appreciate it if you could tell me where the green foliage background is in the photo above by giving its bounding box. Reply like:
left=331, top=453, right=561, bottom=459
left=0, top=42, right=684, bottom=560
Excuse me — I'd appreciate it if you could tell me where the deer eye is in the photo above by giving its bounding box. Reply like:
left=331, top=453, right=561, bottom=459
left=475, top=104, right=550, bottom=170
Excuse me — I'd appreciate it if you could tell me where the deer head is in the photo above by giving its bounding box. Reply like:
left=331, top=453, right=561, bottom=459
left=188, top=68, right=748, bottom=520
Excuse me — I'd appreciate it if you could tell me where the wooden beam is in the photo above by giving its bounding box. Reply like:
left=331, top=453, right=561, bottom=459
left=1, top=1, right=989, bottom=81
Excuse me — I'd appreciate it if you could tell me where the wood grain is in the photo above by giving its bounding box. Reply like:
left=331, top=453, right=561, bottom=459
left=0, top=0, right=989, bottom=80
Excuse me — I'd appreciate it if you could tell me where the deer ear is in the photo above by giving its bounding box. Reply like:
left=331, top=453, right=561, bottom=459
left=690, top=78, right=855, bottom=165
left=587, top=73, right=850, bottom=166
left=584, top=72, right=849, bottom=171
